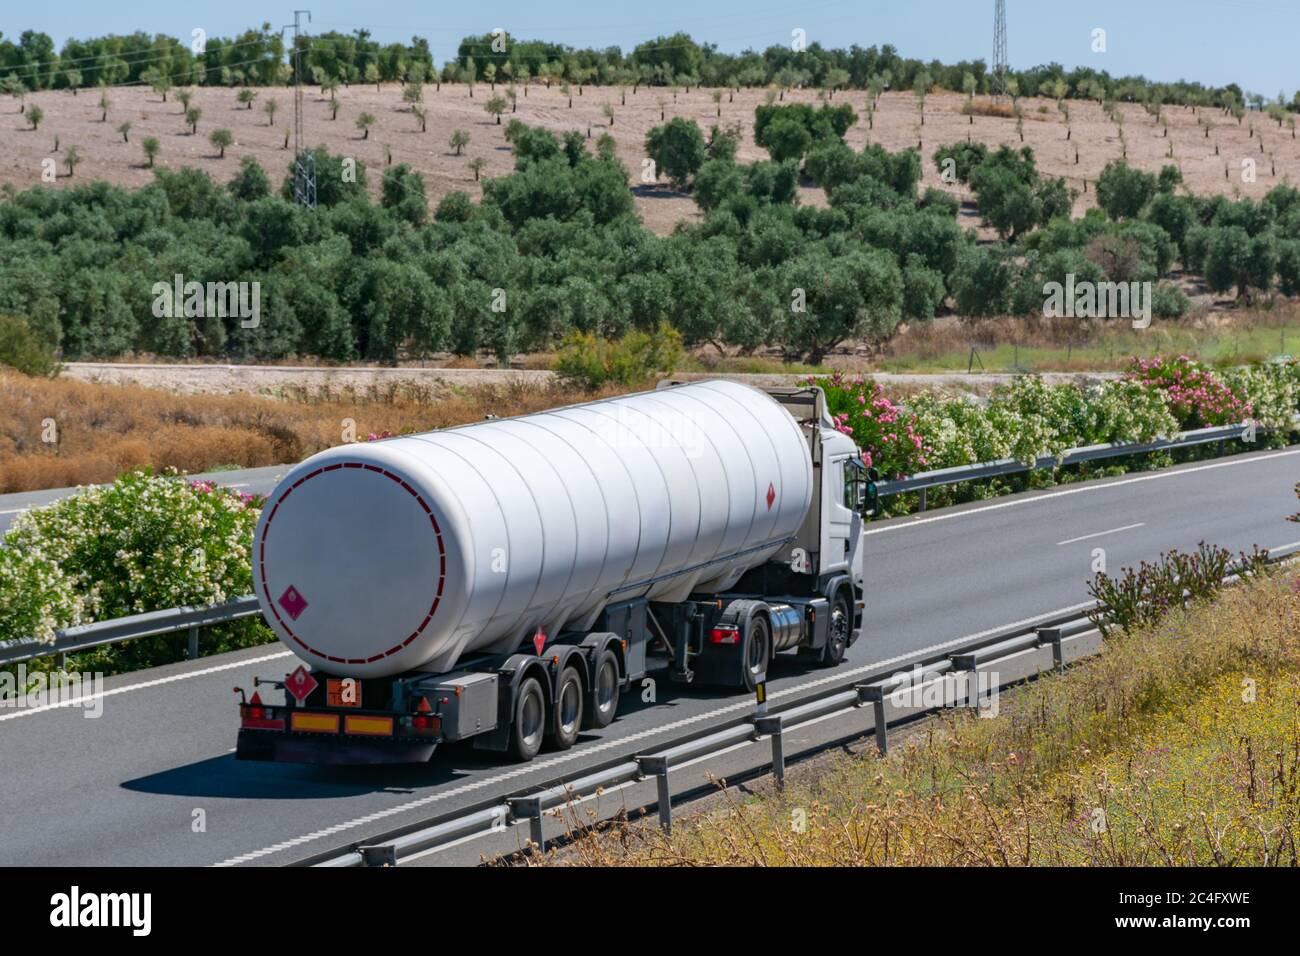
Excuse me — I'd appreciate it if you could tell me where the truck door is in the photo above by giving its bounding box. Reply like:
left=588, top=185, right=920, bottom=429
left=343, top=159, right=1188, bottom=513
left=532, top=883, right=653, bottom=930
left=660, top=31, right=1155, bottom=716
left=822, top=454, right=856, bottom=575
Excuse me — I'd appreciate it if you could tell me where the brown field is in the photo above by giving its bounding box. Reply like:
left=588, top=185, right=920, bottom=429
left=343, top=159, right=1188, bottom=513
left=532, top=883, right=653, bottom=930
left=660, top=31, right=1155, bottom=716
left=0, top=370, right=627, bottom=493
left=5, top=83, right=1298, bottom=235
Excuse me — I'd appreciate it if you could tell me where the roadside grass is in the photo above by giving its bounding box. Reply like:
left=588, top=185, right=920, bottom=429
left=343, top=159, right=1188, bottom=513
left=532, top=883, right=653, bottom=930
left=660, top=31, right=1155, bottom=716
left=877, top=311, right=1300, bottom=375
left=548, top=572, right=1300, bottom=866
left=0, top=372, right=628, bottom=493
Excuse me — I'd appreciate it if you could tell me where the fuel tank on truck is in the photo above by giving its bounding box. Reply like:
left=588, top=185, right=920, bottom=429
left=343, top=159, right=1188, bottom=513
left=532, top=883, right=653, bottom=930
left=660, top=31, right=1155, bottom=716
left=252, top=379, right=814, bottom=678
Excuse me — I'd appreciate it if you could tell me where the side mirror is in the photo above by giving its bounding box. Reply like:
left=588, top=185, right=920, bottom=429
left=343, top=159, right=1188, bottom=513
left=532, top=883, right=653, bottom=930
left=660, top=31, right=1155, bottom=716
left=863, top=468, right=880, bottom=517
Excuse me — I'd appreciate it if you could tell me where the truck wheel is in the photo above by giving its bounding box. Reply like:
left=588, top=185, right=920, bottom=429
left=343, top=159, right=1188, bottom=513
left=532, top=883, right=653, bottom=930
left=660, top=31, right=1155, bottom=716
left=583, top=650, right=620, bottom=729
left=508, top=676, right=546, bottom=762
left=548, top=667, right=584, bottom=750
left=820, top=589, right=852, bottom=666
left=742, top=616, right=771, bottom=692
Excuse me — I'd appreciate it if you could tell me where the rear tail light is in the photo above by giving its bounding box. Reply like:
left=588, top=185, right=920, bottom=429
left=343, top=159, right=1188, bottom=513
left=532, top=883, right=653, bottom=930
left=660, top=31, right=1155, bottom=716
left=710, top=625, right=740, bottom=645
left=409, top=697, right=441, bottom=735
left=240, top=691, right=285, bottom=730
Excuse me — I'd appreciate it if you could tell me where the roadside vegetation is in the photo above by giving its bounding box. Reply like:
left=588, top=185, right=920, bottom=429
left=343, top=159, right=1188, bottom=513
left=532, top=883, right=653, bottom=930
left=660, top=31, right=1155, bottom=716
left=0, top=371, right=625, bottom=494
left=544, top=563, right=1300, bottom=866
left=0, top=471, right=274, bottom=680
left=818, top=354, right=1299, bottom=513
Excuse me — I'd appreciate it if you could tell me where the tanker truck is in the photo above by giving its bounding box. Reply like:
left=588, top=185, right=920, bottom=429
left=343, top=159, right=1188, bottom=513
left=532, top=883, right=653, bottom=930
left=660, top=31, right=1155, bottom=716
left=235, top=379, right=879, bottom=764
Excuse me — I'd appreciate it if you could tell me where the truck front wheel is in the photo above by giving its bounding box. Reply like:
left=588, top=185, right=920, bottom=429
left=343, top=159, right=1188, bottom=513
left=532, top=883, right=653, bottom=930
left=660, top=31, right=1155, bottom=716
left=820, top=589, right=852, bottom=666
left=509, top=677, right=546, bottom=762
left=742, top=616, right=771, bottom=692
left=548, top=667, right=584, bottom=750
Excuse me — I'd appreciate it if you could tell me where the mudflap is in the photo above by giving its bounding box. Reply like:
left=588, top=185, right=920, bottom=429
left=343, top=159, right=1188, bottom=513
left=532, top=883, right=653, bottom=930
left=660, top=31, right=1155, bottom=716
left=235, top=729, right=437, bottom=765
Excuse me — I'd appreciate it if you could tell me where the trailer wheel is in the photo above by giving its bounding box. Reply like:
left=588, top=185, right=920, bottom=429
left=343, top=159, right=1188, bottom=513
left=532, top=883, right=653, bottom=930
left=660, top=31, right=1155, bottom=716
left=548, top=667, right=585, bottom=750
left=508, top=676, right=546, bottom=762
left=583, top=650, right=620, bottom=729
left=742, top=615, right=771, bottom=692
left=820, top=589, right=852, bottom=666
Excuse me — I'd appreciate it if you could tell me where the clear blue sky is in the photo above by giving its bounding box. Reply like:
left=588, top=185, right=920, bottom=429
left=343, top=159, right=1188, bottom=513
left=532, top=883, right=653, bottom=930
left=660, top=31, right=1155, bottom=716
left=9, top=0, right=1298, bottom=98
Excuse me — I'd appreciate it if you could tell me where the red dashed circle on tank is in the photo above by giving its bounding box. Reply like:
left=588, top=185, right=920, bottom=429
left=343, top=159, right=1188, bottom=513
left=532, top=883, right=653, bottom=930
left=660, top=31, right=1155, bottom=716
left=257, top=462, right=446, bottom=665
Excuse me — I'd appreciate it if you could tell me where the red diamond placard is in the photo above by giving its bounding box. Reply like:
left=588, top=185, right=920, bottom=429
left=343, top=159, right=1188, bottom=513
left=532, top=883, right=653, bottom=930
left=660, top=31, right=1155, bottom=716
left=278, top=585, right=308, bottom=621
left=532, top=626, right=547, bottom=656
left=765, top=482, right=776, bottom=511
left=284, top=664, right=318, bottom=705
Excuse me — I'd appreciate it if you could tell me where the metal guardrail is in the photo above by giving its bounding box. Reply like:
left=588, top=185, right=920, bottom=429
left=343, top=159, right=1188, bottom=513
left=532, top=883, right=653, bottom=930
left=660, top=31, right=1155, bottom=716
left=876, top=422, right=1254, bottom=510
left=298, top=542, right=1300, bottom=867
left=0, top=595, right=262, bottom=668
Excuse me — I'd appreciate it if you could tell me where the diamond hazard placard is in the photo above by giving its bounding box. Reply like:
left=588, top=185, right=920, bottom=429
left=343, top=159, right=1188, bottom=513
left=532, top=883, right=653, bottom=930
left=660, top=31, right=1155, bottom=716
left=284, top=665, right=318, bottom=705
left=278, top=585, right=308, bottom=621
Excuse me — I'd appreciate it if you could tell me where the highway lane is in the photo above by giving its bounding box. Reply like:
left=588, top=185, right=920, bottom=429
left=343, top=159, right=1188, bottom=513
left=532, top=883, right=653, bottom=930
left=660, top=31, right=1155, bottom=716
left=0, top=445, right=1296, bottom=866
left=0, top=465, right=288, bottom=536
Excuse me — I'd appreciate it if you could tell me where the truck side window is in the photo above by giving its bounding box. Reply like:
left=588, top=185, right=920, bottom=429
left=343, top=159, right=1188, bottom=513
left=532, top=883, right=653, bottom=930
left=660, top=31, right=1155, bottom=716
left=842, top=457, right=866, bottom=510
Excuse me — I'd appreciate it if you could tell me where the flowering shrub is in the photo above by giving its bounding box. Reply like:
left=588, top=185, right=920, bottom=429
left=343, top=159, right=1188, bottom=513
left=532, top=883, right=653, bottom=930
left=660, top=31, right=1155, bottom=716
left=0, top=471, right=268, bottom=666
left=1125, top=355, right=1253, bottom=429
left=1222, top=361, right=1300, bottom=436
left=815, top=372, right=932, bottom=477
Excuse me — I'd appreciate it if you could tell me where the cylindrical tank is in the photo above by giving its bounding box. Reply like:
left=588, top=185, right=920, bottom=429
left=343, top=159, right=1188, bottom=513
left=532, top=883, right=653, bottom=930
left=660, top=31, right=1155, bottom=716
left=252, top=379, right=813, bottom=678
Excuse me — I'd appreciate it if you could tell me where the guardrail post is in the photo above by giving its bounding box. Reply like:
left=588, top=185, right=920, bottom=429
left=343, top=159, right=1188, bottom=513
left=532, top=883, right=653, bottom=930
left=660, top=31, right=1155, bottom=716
left=507, top=795, right=546, bottom=852
left=57, top=652, right=67, bottom=673
left=187, top=625, right=200, bottom=661
left=636, top=754, right=672, bottom=834
left=754, top=715, right=785, bottom=788
left=949, top=653, right=980, bottom=710
left=358, top=844, right=397, bottom=867
left=1037, top=626, right=1064, bottom=673
left=856, top=684, right=888, bottom=755
left=918, top=487, right=928, bottom=513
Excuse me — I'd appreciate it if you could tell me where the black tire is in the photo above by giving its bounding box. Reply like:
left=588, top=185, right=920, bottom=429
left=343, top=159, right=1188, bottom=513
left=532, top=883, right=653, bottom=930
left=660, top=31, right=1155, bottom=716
left=508, top=676, right=546, bottom=762
left=548, top=666, right=584, bottom=750
left=583, top=649, right=621, bottom=729
left=820, top=589, right=852, bottom=666
left=741, top=615, right=771, bottom=692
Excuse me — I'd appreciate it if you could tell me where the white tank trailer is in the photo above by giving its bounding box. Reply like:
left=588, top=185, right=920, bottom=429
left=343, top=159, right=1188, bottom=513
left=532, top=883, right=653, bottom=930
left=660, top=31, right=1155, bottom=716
left=236, top=380, right=879, bottom=765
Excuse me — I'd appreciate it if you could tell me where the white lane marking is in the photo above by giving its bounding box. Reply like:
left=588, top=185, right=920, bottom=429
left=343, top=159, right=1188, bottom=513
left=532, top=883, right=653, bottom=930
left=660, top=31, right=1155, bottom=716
left=1057, top=523, right=1145, bottom=547
left=0, top=508, right=27, bottom=515
left=866, top=447, right=1300, bottom=536
left=0, top=651, right=292, bottom=722
left=213, top=600, right=1097, bottom=867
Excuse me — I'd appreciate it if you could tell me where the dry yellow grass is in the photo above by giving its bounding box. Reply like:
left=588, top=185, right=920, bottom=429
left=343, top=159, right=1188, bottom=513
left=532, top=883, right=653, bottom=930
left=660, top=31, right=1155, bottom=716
left=0, top=371, right=628, bottom=492
left=539, top=572, right=1300, bottom=866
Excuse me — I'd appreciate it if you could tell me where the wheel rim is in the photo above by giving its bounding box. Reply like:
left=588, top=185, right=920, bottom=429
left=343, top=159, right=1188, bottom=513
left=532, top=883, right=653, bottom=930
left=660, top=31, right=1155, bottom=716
left=520, top=690, right=544, bottom=748
left=559, top=679, right=581, bottom=735
left=748, top=622, right=768, bottom=676
left=829, top=598, right=850, bottom=657
left=596, top=661, right=617, bottom=715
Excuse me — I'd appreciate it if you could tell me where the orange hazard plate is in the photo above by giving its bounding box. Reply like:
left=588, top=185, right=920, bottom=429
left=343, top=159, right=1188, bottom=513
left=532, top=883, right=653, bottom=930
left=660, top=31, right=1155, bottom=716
left=327, top=678, right=362, bottom=708
left=290, top=712, right=340, bottom=734
left=345, top=715, right=394, bottom=737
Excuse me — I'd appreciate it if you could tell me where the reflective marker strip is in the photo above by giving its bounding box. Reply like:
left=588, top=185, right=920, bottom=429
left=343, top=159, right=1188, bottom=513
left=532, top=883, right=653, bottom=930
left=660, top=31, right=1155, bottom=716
left=290, top=712, right=340, bottom=734
left=345, top=715, right=394, bottom=737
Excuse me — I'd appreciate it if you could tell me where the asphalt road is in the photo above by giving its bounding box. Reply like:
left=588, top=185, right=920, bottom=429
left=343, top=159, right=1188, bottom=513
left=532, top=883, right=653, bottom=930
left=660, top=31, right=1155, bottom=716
left=1, top=445, right=1297, bottom=866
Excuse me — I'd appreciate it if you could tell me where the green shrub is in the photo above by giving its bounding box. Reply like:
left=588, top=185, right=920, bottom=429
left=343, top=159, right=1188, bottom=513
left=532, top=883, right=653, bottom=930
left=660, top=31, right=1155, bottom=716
left=0, top=471, right=267, bottom=670
left=1151, top=282, right=1190, bottom=319
left=0, top=314, right=60, bottom=377
left=553, top=324, right=684, bottom=391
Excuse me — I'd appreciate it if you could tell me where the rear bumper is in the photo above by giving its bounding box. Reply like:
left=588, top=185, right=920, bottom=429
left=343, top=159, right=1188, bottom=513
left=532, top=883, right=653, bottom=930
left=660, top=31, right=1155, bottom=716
left=235, top=728, right=438, bottom=765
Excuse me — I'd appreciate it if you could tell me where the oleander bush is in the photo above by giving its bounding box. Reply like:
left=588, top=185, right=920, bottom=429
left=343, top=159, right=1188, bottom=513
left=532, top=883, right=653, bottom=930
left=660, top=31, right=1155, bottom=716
left=0, top=471, right=270, bottom=669
left=817, top=356, right=1299, bottom=515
